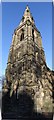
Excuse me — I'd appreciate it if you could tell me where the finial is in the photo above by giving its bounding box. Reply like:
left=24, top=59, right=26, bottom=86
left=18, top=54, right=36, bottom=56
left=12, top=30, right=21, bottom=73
left=26, top=5, right=29, bottom=8
left=26, top=5, right=29, bottom=10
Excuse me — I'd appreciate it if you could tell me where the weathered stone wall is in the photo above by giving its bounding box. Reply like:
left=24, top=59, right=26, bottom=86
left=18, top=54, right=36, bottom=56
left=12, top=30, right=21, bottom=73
left=3, top=34, right=54, bottom=113
left=2, top=6, right=54, bottom=119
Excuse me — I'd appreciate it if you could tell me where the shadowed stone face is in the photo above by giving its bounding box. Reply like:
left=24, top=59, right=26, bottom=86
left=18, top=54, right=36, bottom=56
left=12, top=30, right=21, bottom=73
left=2, top=5, right=54, bottom=119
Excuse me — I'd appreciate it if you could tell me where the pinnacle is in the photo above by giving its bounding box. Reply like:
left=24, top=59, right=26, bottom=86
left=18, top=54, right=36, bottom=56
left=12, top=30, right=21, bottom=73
left=25, top=5, right=30, bottom=14
left=23, top=5, right=34, bottom=24
left=18, top=5, right=35, bottom=27
left=26, top=5, right=30, bottom=11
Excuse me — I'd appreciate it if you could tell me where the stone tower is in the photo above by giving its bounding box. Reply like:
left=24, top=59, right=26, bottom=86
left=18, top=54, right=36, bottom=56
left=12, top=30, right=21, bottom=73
left=2, top=6, right=54, bottom=119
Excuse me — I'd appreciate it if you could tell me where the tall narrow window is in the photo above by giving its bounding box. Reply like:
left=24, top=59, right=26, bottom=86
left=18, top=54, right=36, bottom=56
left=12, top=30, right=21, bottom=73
left=20, top=30, right=24, bottom=41
left=22, top=16, right=24, bottom=22
left=32, top=29, right=34, bottom=41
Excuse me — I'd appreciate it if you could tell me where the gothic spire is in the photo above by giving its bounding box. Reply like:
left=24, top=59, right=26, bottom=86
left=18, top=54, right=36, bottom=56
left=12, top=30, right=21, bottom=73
left=19, top=5, right=35, bottom=26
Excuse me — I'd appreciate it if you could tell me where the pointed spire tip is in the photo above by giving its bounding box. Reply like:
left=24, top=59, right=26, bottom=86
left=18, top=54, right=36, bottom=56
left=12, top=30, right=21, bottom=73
left=26, top=5, right=29, bottom=10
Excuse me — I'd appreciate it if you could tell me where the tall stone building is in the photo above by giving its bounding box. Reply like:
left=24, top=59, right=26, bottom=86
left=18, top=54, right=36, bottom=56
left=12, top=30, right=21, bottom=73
left=2, top=6, right=54, bottom=119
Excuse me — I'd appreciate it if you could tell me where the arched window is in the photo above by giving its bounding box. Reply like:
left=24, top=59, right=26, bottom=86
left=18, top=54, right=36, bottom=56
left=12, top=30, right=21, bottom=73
left=32, top=29, right=34, bottom=41
left=20, top=29, right=24, bottom=41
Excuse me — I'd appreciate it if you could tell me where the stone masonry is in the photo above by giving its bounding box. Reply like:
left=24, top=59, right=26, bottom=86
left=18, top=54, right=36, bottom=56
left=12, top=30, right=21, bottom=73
left=2, top=6, right=54, bottom=119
